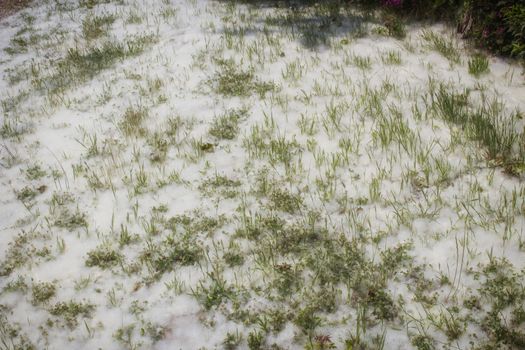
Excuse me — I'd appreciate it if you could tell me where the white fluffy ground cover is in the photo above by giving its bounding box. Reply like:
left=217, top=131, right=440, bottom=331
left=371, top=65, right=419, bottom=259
left=1, top=0, right=525, bottom=349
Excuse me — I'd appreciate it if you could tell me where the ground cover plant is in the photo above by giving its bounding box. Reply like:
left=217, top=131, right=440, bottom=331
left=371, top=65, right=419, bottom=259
left=0, top=0, right=525, bottom=349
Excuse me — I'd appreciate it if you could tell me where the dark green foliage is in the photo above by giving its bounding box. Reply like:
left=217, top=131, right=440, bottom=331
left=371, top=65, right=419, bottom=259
left=460, top=1, right=525, bottom=59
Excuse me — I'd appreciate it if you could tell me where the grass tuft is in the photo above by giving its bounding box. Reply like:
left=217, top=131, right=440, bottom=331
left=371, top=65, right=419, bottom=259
left=422, top=30, right=461, bottom=64
left=468, top=54, right=490, bottom=77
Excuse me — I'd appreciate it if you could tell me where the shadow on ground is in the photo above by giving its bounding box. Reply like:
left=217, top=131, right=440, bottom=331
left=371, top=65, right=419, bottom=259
left=215, top=0, right=375, bottom=50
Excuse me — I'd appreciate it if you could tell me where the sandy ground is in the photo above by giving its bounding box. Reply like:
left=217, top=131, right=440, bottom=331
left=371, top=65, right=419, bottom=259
left=1, top=1, right=525, bottom=349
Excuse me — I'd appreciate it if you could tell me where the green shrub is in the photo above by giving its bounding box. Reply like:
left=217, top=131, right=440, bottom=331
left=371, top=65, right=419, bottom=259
left=460, top=1, right=525, bottom=59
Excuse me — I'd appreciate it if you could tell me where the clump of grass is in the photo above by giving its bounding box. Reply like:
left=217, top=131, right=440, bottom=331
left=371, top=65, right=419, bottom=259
left=272, top=262, right=301, bottom=296
left=49, top=300, right=95, bottom=328
left=366, top=288, right=398, bottom=321
left=3, top=276, right=28, bottom=293
left=294, top=306, right=322, bottom=336
left=85, top=245, right=123, bottom=269
left=147, top=132, right=168, bottom=162
left=211, top=59, right=276, bottom=97
left=32, top=282, right=57, bottom=305
left=5, top=34, right=34, bottom=55
left=352, top=54, right=372, bottom=70
left=165, top=213, right=225, bottom=236
left=15, top=186, right=38, bottom=202
left=0, top=119, right=30, bottom=139
left=223, top=242, right=244, bottom=267
left=79, top=0, right=112, bottom=9
left=125, top=10, right=143, bottom=24
left=82, top=13, right=116, bottom=40
left=422, top=30, right=461, bottom=64
left=222, top=331, right=242, bottom=350
left=245, top=132, right=302, bottom=168
left=468, top=54, right=490, bottom=77
left=53, top=209, right=88, bottom=230
left=247, top=331, right=264, bottom=350
left=119, top=105, right=148, bottom=137
left=209, top=108, right=248, bottom=140
left=199, top=174, right=241, bottom=199
left=192, top=269, right=234, bottom=310
left=140, top=235, right=202, bottom=279
left=269, top=188, right=303, bottom=214
left=25, top=164, right=46, bottom=180
left=411, top=334, right=435, bottom=350
left=60, top=42, right=125, bottom=78
left=432, top=84, right=523, bottom=171
left=0, top=231, right=48, bottom=276
left=381, top=50, right=402, bottom=65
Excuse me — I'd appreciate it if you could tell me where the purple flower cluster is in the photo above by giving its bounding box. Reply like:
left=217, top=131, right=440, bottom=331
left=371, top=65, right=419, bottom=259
left=383, top=0, right=403, bottom=7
